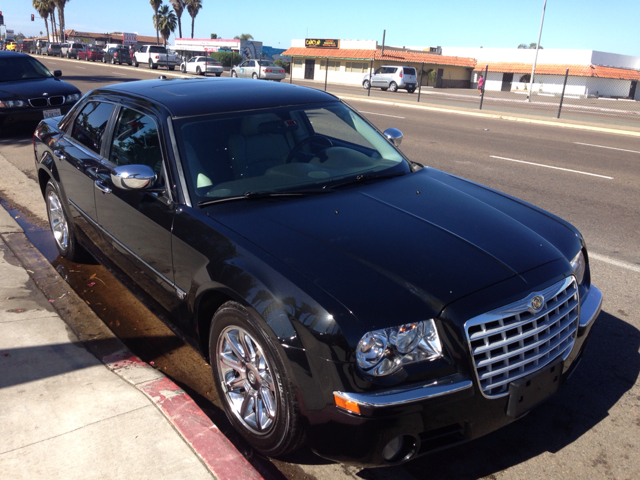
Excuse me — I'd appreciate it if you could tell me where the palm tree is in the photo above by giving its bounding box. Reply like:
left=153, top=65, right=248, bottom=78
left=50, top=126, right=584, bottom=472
left=48, top=1, right=58, bottom=41
left=170, top=0, right=185, bottom=39
left=150, top=0, right=162, bottom=45
left=32, top=0, right=51, bottom=42
left=234, top=33, right=254, bottom=41
left=185, top=0, right=202, bottom=39
left=54, top=0, right=69, bottom=43
left=155, top=5, right=177, bottom=46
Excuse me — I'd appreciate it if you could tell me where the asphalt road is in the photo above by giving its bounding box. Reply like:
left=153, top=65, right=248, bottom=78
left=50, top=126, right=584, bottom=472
left=1, top=56, right=639, bottom=480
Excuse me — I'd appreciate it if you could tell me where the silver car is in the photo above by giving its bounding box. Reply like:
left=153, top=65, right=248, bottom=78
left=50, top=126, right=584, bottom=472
left=363, top=65, right=418, bottom=93
left=61, top=42, right=86, bottom=59
left=181, top=56, right=224, bottom=76
left=231, top=59, right=285, bottom=81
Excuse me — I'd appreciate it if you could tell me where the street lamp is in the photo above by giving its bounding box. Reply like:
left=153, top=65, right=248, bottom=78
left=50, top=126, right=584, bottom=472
left=527, top=0, right=547, bottom=102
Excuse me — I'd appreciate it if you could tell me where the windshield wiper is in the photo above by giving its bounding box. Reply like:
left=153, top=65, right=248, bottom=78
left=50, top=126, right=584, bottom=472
left=323, top=171, right=408, bottom=190
left=198, top=189, right=331, bottom=207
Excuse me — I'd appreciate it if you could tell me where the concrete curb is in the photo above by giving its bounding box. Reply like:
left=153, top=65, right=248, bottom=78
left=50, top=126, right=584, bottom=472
left=0, top=205, right=263, bottom=480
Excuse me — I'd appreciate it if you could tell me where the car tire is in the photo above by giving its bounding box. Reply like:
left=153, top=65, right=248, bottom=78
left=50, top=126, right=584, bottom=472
left=389, top=82, right=398, bottom=92
left=112, top=57, right=116, bottom=64
left=45, top=180, right=87, bottom=262
left=133, top=60, right=139, bottom=67
left=150, top=60, right=158, bottom=70
left=216, top=73, right=221, bottom=77
left=381, top=87, right=388, bottom=91
left=363, top=79, right=370, bottom=90
left=102, top=57, right=106, bottom=63
left=196, top=66, right=202, bottom=75
left=168, top=66, right=175, bottom=71
left=66, top=52, right=70, bottom=58
left=407, top=88, right=416, bottom=94
left=231, top=71, right=237, bottom=77
left=209, top=301, right=305, bottom=457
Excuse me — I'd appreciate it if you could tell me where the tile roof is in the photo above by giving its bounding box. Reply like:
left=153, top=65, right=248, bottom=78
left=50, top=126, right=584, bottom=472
left=282, top=47, right=476, bottom=68
left=474, top=62, right=640, bottom=80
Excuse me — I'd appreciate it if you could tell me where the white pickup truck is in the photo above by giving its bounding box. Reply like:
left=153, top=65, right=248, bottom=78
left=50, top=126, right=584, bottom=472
left=133, top=45, right=182, bottom=70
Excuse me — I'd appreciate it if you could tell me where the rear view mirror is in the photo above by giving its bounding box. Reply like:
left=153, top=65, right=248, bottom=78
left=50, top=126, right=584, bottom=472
left=383, top=128, right=403, bottom=147
left=111, top=165, right=156, bottom=190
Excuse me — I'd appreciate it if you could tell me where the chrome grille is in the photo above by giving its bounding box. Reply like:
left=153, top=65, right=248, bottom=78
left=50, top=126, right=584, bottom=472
left=28, top=96, right=65, bottom=107
left=465, top=277, right=579, bottom=398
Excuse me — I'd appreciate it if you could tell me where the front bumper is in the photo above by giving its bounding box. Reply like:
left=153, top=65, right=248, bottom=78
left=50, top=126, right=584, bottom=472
left=316, top=286, right=602, bottom=466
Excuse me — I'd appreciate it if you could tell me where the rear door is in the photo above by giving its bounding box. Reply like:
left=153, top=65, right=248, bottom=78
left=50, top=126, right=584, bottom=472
left=56, top=100, right=117, bottom=243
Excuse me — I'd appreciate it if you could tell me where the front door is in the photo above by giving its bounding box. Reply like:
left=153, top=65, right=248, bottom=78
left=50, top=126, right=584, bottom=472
left=304, top=59, right=315, bottom=80
left=501, top=73, right=514, bottom=92
left=94, top=105, right=179, bottom=315
left=436, top=68, right=444, bottom=88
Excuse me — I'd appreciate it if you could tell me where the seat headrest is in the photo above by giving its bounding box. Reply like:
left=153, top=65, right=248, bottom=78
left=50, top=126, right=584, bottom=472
left=240, top=113, right=296, bottom=136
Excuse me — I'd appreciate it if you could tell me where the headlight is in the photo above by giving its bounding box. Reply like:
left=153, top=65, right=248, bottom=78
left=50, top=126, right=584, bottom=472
left=66, top=93, right=81, bottom=103
left=570, top=250, right=586, bottom=284
left=0, top=99, right=28, bottom=108
left=356, top=320, right=443, bottom=376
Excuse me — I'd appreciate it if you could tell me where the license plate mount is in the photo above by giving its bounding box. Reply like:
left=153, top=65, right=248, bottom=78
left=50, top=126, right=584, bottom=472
left=506, top=356, right=564, bottom=418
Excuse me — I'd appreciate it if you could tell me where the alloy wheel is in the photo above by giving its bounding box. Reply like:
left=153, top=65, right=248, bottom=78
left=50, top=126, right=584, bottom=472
left=47, top=190, right=69, bottom=251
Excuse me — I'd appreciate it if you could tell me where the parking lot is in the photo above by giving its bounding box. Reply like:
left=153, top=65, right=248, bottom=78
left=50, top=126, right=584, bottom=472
left=1, top=54, right=639, bottom=480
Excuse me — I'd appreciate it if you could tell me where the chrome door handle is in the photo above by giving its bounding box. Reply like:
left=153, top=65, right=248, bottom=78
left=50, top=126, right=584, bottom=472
left=94, top=180, right=112, bottom=194
left=54, top=150, right=66, bottom=161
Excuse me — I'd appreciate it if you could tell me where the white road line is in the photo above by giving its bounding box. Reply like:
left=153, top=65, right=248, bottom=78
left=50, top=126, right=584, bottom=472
left=590, top=252, right=640, bottom=273
left=360, top=111, right=405, bottom=119
left=574, top=142, right=640, bottom=154
left=489, top=155, right=614, bottom=179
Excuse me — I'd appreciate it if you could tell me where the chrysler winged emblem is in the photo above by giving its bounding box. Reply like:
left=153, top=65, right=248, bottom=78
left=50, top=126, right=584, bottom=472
left=530, top=295, right=544, bottom=311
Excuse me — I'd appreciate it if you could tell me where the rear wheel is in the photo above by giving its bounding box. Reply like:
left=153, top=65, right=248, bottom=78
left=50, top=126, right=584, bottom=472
left=363, top=79, right=370, bottom=89
left=407, top=87, right=416, bottom=94
left=111, top=57, right=116, bottom=64
left=389, top=81, right=398, bottom=92
left=210, top=302, right=305, bottom=457
left=45, top=181, right=87, bottom=262
left=168, top=66, right=175, bottom=71
left=150, top=59, right=158, bottom=70
left=196, top=66, right=202, bottom=75
left=231, top=71, right=237, bottom=77
left=252, top=72, right=258, bottom=79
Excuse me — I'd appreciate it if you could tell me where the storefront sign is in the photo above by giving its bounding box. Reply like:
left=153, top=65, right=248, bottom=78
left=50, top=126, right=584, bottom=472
left=123, top=32, right=138, bottom=45
left=305, top=39, right=339, bottom=48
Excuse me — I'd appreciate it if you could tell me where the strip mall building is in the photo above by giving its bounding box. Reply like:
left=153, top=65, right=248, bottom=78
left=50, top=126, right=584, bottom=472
left=283, top=40, right=640, bottom=100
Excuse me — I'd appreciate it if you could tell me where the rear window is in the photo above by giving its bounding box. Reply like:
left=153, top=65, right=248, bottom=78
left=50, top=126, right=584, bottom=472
left=403, top=67, right=416, bottom=75
left=149, top=46, right=168, bottom=54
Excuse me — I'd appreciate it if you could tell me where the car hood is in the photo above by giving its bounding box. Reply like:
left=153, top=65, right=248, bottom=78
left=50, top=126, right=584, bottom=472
left=0, top=77, right=79, bottom=98
left=209, top=168, right=575, bottom=330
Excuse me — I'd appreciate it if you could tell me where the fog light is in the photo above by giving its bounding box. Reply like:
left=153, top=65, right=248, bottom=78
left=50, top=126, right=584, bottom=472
left=382, top=436, right=405, bottom=462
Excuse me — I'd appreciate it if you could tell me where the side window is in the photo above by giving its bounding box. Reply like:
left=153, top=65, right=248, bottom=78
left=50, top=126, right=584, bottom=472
left=71, top=102, right=115, bottom=155
left=109, top=107, right=163, bottom=175
left=375, top=67, right=385, bottom=74
left=386, top=67, right=397, bottom=74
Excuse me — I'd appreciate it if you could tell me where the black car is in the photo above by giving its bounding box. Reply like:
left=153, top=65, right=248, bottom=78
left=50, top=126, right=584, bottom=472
left=103, top=47, right=132, bottom=65
left=0, top=52, right=81, bottom=127
left=33, top=78, right=602, bottom=466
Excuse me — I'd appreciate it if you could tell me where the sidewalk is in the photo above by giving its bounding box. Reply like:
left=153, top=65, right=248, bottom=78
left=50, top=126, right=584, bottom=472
left=0, top=206, right=262, bottom=480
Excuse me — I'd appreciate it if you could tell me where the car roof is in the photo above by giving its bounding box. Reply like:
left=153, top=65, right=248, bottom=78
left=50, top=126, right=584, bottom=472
left=0, top=51, right=29, bottom=58
left=93, top=77, right=339, bottom=118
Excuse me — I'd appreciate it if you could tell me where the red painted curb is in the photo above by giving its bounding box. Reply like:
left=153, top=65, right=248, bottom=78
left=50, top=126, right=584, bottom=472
left=104, top=353, right=263, bottom=480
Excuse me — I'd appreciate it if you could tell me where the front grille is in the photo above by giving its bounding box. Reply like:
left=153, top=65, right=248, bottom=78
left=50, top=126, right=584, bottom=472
left=28, top=96, right=65, bottom=107
left=465, top=277, right=579, bottom=398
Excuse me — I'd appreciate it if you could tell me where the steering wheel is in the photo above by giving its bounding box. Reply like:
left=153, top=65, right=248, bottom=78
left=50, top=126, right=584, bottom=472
left=286, top=135, right=334, bottom=163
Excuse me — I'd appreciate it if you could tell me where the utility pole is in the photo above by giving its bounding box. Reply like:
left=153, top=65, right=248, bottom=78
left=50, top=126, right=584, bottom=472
left=526, top=0, right=547, bottom=102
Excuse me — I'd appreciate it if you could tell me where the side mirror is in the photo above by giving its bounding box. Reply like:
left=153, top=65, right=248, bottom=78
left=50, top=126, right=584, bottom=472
left=111, top=165, right=157, bottom=190
left=53, top=70, right=62, bottom=78
left=383, top=128, right=403, bottom=147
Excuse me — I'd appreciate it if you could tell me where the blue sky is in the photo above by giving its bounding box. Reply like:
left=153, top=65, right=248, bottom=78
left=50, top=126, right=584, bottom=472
left=3, top=0, right=639, bottom=57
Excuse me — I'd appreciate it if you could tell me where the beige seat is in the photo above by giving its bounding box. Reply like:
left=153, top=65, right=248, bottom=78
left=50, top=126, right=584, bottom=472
left=228, top=113, right=292, bottom=179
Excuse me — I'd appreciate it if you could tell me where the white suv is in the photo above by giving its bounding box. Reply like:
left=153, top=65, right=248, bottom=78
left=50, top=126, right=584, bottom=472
left=363, top=65, right=418, bottom=93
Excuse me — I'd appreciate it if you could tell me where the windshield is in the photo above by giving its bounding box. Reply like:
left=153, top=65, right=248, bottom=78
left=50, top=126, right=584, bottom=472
left=174, top=102, right=409, bottom=202
left=0, top=56, right=53, bottom=82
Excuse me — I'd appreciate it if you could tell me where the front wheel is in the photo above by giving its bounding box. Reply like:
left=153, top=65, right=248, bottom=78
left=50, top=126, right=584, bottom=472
left=45, top=181, right=87, bottom=262
left=196, top=66, right=202, bottom=75
left=231, top=71, right=237, bottom=77
left=209, top=302, right=305, bottom=456
left=363, top=79, right=370, bottom=90
left=252, top=72, right=258, bottom=79
left=389, top=81, right=398, bottom=92
left=133, top=60, right=139, bottom=67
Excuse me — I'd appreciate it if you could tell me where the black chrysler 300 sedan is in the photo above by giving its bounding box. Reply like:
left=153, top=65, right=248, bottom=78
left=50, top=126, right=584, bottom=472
left=33, top=77, right=602, bottom=466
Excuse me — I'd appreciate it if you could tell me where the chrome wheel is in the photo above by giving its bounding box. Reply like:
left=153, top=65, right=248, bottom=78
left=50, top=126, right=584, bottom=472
left=217, top=325, right=277, bottom=434
left=47, top=189, right=69, bottom=251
